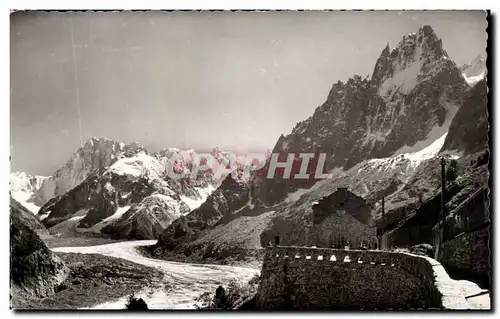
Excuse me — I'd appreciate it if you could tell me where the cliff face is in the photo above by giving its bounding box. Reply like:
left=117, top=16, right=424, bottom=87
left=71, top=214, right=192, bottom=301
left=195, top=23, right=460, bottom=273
left=10, top=197, right=49, bottom=237
left=440, top=79, right=489, bottom=155
left=10, top=201, right=69, bottom=307
left=32, top=137, right=147, bottom=208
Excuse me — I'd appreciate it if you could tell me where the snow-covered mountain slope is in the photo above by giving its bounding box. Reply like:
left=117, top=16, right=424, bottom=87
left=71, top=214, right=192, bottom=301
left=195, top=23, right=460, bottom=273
left=10, top=133, right=236, bottom=239
left=100, top=194, right=185, bottom=240
left=461, top=55, right=487, bottom=86
left=38, top=149, right=225, bottom=240
left=10, top=172, right=49, bottom=214
left=254, top=25, right=469, bottom=206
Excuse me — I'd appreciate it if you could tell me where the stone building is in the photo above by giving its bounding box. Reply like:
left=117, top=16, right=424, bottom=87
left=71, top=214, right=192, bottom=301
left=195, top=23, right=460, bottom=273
left=308, top=187, right=377, bottom=248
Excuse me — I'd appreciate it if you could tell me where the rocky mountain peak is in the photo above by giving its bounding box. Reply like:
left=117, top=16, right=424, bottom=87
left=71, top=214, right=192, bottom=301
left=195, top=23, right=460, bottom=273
left=252, top=24, right=468, bottom=206
left=26, top=137, right=148, bottom=209
left=371, top=25, right=451, bottom=96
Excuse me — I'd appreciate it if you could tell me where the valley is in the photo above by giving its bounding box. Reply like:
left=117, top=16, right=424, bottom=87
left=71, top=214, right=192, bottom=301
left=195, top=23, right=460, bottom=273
left=10, top=18, right=490, bottom=311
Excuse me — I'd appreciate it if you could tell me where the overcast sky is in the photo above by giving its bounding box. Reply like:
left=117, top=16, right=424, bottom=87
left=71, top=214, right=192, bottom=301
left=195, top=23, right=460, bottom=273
left=10, top=10, right=487, bottom=175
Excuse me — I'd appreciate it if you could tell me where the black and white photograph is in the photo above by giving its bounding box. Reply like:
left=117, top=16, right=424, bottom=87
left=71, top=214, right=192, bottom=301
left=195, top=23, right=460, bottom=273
left=9, top=10, right=490, bottom=310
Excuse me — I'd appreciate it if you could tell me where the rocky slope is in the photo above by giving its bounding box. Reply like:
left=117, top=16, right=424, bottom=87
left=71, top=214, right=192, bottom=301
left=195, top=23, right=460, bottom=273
left=440, top=79, right=489, bottom=155
left=156, top=172, right=252, bottom=251
left=154, top=25, right=488, bottom=261
left=10, top=201, right=69, bottom=307
left=10, top=196, right=49, bottom=237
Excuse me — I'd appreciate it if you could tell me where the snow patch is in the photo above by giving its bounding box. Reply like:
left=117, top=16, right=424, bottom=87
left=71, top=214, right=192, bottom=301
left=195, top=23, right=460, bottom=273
left=463, top=70, right=486, bottom=86
left=394, top=101, right=458, bottom=155
left=180, top=184, right=215, bottom=212
left=104, top=182, right=114, bottom=192
left=108, top=153, right=164, bottom=180
left=403, top=133, right=448, bottom=166
left=179, top=195, right=203, bottom=212
left=83, top=206, right=132, bottom=233
left=378, top=56, right=422, bottom=96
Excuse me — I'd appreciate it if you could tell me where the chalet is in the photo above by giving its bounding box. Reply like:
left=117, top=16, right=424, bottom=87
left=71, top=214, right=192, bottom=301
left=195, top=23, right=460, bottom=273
left=309, top=187, right=378, bottom=249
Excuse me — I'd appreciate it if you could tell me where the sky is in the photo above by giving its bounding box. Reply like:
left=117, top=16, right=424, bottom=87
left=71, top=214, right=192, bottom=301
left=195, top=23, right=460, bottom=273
left=10, top=10, right=487, bottom=175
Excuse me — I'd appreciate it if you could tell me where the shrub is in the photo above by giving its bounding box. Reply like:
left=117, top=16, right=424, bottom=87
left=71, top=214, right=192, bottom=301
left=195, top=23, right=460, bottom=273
left=195, top=275, right=261, bottom=310
left=125, top=293, right=148, bottom=310
left=409, top=244, right=434, bottom=258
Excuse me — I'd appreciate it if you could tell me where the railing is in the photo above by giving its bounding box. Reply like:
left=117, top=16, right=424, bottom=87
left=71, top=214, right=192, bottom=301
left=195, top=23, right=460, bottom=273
left=265, top=246, right=400, bottom=266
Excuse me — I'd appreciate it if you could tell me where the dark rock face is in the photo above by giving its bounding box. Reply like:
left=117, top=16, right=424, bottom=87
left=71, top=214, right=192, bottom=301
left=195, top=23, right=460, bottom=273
left=440, top=79, right=489, bottom=155
left=39, top=171, right=103, bottom=228
left=10, top=197, right=48, bottom=237
left=256, top=25, right=468, bottom=206
left=155, top=174, right=250, bottom=250
left=31, top=137, right=146, bottom=208
left=10, top=203, right=69, bottom=304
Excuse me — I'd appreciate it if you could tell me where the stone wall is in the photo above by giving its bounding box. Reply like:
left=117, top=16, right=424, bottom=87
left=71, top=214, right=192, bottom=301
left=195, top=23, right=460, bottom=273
left=437, top=225, right=491, bottom=288
left=255, top=246, right=468, bottom=310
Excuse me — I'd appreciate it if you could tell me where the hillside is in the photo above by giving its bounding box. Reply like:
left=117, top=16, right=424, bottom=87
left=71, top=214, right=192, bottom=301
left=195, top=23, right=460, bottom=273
left=10, top=201, right=69, bottom=307
left=153, top=25, right=488, bottom=262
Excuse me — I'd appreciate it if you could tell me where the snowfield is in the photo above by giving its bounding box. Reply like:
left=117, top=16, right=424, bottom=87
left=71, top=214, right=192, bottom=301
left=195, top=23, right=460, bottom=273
left=52, top=240, right=259, bottom=309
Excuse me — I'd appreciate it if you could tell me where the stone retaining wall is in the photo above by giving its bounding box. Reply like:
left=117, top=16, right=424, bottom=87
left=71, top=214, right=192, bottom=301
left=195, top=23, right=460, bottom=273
left=438, top=226, right=491, bottom=288
left=254, top=246, right=468, bottom=310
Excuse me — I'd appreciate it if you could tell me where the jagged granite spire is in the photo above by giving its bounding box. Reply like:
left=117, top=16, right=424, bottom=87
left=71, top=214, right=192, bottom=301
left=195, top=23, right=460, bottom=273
left=255, top=24, right=468, bottom=206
